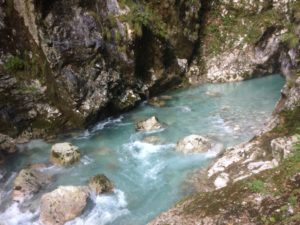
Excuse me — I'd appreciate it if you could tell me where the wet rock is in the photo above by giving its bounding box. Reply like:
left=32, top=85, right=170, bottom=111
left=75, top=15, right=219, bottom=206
left=40, top=186, right=89, bottom=225
left=136, top=116, right=163, bottom=132
left=148, top=97, right=166, bottom=107
left=114, top=89, right=141, bottom=111
left=176, top=135, right=211, bottom=154
left=88, top=174, right=114, bottom=195
left=50, top=142, right=80, bottom=166
left=0, top=133, right=17, bottom=153
left=12, top=168, right=51, bottom=202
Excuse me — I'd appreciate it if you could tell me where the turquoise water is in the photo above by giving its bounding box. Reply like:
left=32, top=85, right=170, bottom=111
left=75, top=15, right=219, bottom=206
left=0, top=75, right=284, bottom=225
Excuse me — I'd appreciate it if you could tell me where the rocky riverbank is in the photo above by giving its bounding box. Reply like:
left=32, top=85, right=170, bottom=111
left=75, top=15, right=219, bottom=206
left=0, top=0, right=300, bottom=224
left=149, top=72, right=300, bottom=224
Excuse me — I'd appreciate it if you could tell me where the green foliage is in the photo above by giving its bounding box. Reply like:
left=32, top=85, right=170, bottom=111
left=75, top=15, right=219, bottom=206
left=288, top=195, right=297, bottom=206
left=120, top=2, right=168, bottom=39
left=248, top=179, right=265, bottom=193
left=273, top=107, right=300, bottom=136
left=282, top=32, right=299, bottom=49
left=4, top=56, right=25, bottom=71
left=3, top=50, right=48, bottom=81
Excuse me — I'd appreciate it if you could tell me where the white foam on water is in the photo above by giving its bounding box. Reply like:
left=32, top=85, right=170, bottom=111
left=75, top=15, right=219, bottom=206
left=66, top=189, right=129, bottom=225
left=204, top=143, right=225, bottom=159
left=144, top=162, right=166, bottom=180
left=0, top=203, right=39, bottom=225
left=176, top=106, right=192, bottom=112
left=123, top=141, right=175, bottom=160
left=143, top=128, right=166, bottom=135
left=76, top=116, right=125, bottom=139
left=80, top=155, right=94, bottom=165
left=212, top=116, right=233, bottom=134
left=91, top=116, right=124, bottom=132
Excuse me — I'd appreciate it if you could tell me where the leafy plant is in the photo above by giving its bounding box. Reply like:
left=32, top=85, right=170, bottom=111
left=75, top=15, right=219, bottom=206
left=4, top=56, right=25, bottom=71
left=248, top=179, right=265, bottom=193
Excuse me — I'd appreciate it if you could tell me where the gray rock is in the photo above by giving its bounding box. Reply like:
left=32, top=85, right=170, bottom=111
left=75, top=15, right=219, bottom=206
left=50, top=143, right=80, bottom=166
left=136, top=116, right=163, bottom=132
left=271, top=136, right=297, bottom=162
left=40, top=186, right=89, bottom=225
left=0, top=133, right=17, bottom=154
left=12, top=168, right=51, bottom=202
left=88, top=174, right=114, bottom=195
left=176, top=135, right=211, bottom=154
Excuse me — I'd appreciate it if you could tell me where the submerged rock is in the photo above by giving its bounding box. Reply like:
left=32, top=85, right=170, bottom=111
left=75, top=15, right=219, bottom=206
left=40, top=186, right=89, bottom=225
left=205, top=91, right=221, bottom=97
left=148, top=97, right=166, bottom=107
left=176, top=135, right=211, bottom=154
left=0, top=133, right=17, bottom=153
left=50, top=143, right=80, bottom=166
left=143, top=136, right=162, bottom=144
left=12, top=168, right=51, bottom=202
left=88, top=174, right=114, bottom=195
left=136, top=116, right=163, bottom=132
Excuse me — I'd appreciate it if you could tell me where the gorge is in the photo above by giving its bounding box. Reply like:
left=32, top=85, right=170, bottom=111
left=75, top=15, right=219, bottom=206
left=0, top=0, right=300, bottom=225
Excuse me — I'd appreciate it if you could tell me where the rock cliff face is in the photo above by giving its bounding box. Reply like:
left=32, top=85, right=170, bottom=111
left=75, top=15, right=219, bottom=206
left=0, top=0, right=299, bottom=140
left=0, top=0, right=201, bottom=138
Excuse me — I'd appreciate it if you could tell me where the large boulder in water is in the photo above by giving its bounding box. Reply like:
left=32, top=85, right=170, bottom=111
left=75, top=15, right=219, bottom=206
left=136, top=116, right=163, bottom=132
left=176, top=135, right=211, bottom=154
left=0, top=133, right=17, bottom=153
left=50, top=142, right=80, bottom=166
left=40, top=186, right=89, bottom=225
left=12, top=168, right=51, bottom=202
left=88, top=174, right=114, bottom=195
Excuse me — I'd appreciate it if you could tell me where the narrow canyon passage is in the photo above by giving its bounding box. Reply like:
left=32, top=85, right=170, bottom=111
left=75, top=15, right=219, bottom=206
left=0, top=75, right=284, bottom=225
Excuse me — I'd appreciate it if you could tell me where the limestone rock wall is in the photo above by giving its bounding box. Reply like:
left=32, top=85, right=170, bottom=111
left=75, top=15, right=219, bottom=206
left=0, top=0, right=299, bottom=138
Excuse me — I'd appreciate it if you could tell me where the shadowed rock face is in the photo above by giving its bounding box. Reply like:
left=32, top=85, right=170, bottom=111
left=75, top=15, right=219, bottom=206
left=0, top=0, right=201, bottom=139
left=88, top=174, right=114, bottom=195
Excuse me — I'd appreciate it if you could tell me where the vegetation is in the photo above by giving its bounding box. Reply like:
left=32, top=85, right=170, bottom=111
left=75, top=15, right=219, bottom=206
left=248, top=179, right=265, bottom=193
left=179, top=106, right=300, bottom=224
left=3, top=51, right=47, bottom=81
left=119, top=2, right=168, bottom=39
left=204, top=1, right=300, bottom=56
left=4, top=56, right=25, bottom=71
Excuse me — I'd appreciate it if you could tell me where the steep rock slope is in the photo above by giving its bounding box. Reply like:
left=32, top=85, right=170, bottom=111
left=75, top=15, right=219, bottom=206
left=0, top=0, right=299, bottom=140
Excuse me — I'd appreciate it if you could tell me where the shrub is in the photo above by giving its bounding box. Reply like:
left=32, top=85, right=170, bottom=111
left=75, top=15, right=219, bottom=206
left=4, top=56, right=25, bottom=71
left=248, top=179, right=265, bottom=193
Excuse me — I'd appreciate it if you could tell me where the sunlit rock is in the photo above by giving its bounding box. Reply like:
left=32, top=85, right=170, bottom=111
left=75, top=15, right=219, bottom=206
left=214, top=172, right=230, bottom=189
left=136, top=116, right=163, bottom=132
left=176, top=135, right=211, bottom=154
left=271, top=136, right=297, bottom=162
left=50, top=142, right=80, bottom=166
left=12, top=168, right=51, bottom=202
left=40, top=186, right=89, bottom=225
